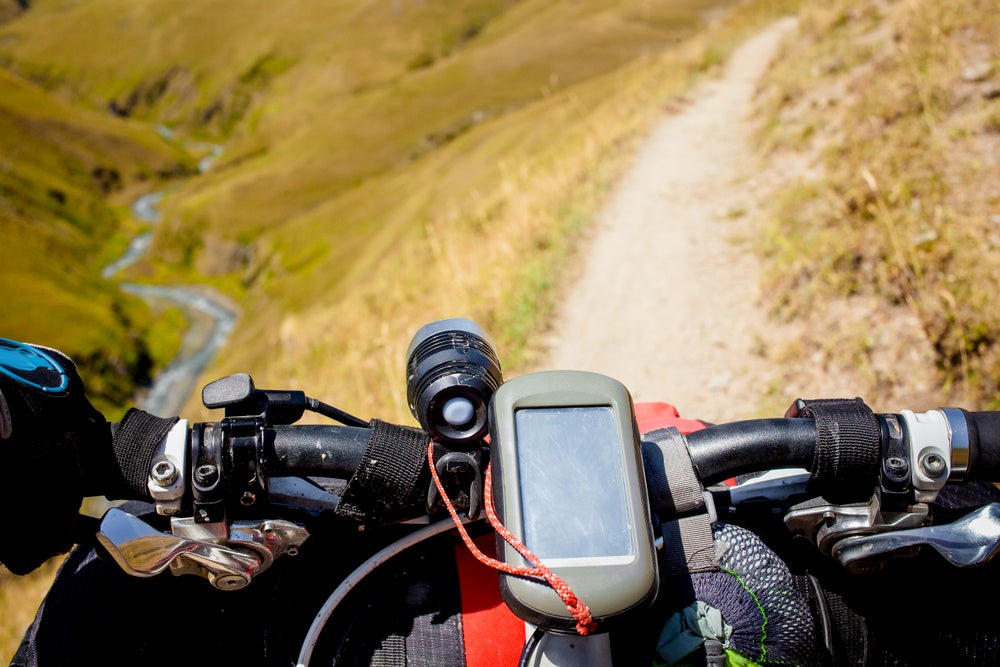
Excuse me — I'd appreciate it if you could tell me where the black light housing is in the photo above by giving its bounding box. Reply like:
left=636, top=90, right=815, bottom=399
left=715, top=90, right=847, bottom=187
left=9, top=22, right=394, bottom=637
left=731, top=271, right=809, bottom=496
left=405, top=318, right=502, bottom=449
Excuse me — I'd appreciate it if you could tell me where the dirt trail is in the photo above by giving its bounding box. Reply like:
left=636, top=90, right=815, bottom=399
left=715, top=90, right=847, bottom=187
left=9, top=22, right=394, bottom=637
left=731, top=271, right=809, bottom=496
left=538, top=18, right=800, bottom=422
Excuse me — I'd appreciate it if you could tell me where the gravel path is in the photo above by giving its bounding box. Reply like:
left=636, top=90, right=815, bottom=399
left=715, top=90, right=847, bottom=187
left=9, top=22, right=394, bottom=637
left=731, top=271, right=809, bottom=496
left=538, top=18, right=799, bottom=423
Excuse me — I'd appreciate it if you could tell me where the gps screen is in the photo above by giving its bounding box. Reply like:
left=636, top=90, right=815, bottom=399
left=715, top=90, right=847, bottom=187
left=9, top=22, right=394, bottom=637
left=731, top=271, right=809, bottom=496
left=514, top=406, right=634, bottom=561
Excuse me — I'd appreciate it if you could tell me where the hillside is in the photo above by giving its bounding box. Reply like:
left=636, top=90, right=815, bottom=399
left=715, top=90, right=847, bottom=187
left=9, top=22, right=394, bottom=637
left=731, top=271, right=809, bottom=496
left=540, top=0, right=1000, bottom=421
left=3, top=0, right=994, bottom=421
left=0, top=0, right=766, bottom=422
left=0, top=66, right=193, bottom=413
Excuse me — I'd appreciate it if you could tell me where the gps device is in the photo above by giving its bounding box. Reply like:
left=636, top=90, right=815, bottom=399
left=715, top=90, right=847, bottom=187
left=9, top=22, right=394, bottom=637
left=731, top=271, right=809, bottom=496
left=488, top=370, right=658, bottom=633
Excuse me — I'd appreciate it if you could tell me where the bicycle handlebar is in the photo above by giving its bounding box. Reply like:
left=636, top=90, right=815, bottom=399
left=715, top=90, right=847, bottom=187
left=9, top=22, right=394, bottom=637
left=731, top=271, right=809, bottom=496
left=92, top=387, right=1000, bottom=595
left=685, top=418, right=817, bottom=485
left=257, top=408, right=1000, bottom=497
left=270, top=425, right=371, bottom=478
left=955, top=409, right=1000, bottom=481
left=107, top=404, right=1000, bottom=524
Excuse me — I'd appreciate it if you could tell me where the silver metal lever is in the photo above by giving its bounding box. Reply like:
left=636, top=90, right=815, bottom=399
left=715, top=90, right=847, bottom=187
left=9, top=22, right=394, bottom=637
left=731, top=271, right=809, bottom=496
left=832, top=502, right=1000, bottom=572
left=97, top=508, right=262, bottom=590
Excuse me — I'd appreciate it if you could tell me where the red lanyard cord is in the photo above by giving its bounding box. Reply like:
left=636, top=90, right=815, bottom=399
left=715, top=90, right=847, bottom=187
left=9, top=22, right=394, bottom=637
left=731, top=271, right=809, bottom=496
left=426, top=441, right=597, bottom=635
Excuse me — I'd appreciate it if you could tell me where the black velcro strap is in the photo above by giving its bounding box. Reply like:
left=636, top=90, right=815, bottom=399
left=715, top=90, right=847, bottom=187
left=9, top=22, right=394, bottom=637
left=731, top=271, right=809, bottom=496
left=110, top=408, right=179, bottom=500
left=796, top=398, right=880, bottom=504
left=642, top=427, right=718, bottom=574
left=642, top=427, right=707, bottom=516
left=336, top=419, right=430, bottom=524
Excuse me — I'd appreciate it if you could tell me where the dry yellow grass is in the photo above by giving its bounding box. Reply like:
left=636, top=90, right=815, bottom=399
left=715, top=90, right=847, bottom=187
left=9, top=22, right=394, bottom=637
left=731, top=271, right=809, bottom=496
left=0, top=558, right=64, bottom=663
left=754, top=0, right=1000, bottom=410
left=171, top=0, right=804, bottom=424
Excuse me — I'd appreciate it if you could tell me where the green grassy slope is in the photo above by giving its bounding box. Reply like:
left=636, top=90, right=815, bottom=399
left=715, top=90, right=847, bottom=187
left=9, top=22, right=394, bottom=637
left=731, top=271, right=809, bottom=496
left=0, top=0, right=740, bottom=252
left=0, top=67, right=193, bottom=414
left=159, top=0, right=736, bottom=235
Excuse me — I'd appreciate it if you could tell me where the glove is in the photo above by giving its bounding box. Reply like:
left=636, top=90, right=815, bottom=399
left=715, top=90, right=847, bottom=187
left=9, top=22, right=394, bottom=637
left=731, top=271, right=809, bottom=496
left=0, top=337, right=111, bottom=574
left=657, top=523, right=839, bottom=666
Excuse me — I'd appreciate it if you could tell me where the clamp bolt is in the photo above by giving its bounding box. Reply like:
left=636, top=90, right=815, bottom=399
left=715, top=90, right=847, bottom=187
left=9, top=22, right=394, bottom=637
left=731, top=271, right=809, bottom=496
left=919, top=452, right=947, bottom=477
left=150, top=460, right=178, bottom=487
left=194, top=464, right=219, bottom=487
left=885, top=456, right=909, bottom=476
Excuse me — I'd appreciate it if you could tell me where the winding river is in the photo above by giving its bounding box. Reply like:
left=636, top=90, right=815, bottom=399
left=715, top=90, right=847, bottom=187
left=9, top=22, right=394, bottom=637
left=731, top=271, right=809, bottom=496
left=103, top=138, right=239, bottom=417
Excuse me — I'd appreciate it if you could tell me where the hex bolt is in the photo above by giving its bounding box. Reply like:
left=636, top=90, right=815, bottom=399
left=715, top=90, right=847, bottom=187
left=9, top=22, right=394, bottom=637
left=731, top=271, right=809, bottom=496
left=240, top=491, right=257, bottom=506
left=885, top=456, right=909, bottom=477
left=919, top=452, right=947, bottom=477
left=150, top=460, right=178, bottom=487
left=194, top=464, right=219, bottom=487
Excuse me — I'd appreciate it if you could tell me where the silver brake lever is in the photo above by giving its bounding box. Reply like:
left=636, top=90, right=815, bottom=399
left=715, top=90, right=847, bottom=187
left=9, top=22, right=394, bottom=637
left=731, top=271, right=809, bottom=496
left=97, top=507, right=309, bottom=590
left=97, top=508, right=262, bottom=589
left=832, top=502, right=1000, bottom=573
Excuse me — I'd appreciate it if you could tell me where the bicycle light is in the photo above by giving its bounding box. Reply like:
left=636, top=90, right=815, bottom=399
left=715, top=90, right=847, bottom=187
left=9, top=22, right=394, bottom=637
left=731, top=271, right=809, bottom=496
left=405, top=318, right=502, bottom=448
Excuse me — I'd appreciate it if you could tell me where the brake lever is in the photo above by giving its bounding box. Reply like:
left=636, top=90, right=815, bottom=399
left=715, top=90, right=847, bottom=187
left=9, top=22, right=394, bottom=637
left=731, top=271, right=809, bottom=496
left=831, top=502, right=1000, bottom=573
left=96, top=507, right=309, bottom=590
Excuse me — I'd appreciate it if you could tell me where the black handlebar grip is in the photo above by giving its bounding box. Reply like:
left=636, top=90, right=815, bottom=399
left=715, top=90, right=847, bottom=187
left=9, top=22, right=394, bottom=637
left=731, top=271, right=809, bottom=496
left=267, top=425, right=371, bottom=477
left=685, top=418, right=817, bottom=485
left=965, top=411, right=1000, bottom=482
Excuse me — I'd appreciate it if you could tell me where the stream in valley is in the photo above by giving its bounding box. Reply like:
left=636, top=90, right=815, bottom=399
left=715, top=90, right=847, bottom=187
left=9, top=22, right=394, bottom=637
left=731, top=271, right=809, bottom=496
left=103, top=135, right=238, bottom=417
